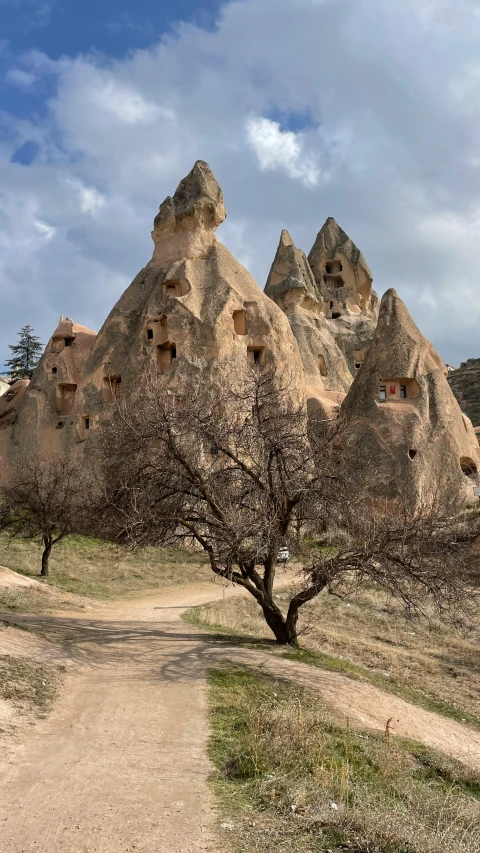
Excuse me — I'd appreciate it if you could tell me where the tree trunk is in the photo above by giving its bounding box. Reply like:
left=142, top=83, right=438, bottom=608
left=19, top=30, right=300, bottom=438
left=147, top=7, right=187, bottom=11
left=41, top=541, right=52, bottom=577
left=261, top=598, right=299, bottom=647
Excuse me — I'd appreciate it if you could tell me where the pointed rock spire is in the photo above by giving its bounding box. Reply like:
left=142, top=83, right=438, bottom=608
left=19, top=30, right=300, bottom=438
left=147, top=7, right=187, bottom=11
left=308, top=217, right=375, bottom=319
left=341, top=289, right=480, bottom=507
left=151, top=161, right=226, bottom=265
left=265, top=229, right=352, bottom=416
left=265, top=229, right=324, bottom=306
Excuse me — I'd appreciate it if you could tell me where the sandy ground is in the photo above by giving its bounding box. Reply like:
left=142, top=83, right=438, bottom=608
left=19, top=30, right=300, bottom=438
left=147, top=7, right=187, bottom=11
left=0, top=576, right=480, bottom=853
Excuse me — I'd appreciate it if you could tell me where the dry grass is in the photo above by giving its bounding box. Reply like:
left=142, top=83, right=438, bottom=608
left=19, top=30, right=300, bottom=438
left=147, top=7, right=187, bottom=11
left=209, top=666, right=480, bottom=853
left=0, top=533, right=211, bottom=611
left=187, top=584, right=480, bottom=729
left=0, top=654, right=63, bottom=718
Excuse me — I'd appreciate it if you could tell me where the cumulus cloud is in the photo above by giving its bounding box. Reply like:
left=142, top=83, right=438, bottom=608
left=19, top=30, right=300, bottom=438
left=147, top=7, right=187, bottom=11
left=246, top=116, right=320, bottom=187
left=1, top=0, right=480, bottom=368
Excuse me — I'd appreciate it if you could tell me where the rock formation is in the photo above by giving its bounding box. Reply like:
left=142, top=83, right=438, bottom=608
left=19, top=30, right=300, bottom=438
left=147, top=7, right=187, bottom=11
left=3, top=162, right=478, bottom=513
left=341, top=289, right=480, bottom=508
left=9, top=161, right=304, bottom=459
left=307, top=217, right=379, bottom=375
left=448, top=358, right=480, bottom=432
left=265, top=229, right=351, bottom=416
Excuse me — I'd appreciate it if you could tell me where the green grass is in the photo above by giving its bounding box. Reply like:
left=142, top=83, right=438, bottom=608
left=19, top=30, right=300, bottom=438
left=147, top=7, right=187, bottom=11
left=185, top=604, right=480, bottom=732
left=208, top=665, right=480, bottom=853
left=0, top=654, right=63, bottom=717
left=0, top=532, right=211, bottom=607
left=281, top=646, right=480, bottom=731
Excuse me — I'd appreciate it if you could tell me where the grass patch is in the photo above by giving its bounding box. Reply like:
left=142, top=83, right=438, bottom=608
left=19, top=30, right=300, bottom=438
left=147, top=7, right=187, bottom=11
left=0, top=533, right=210, bottom=605
left=189, top=589, right=480, bottom=731
left=208, top=665, right=480, bottom=853
left=0, top=654, right=63, bottom=717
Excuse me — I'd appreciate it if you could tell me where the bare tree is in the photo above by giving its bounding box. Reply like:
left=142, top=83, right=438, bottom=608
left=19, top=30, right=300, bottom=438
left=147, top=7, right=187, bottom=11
left=0, top=451, right=91, bottom=576
left=95, top=370, right=480, bottom=646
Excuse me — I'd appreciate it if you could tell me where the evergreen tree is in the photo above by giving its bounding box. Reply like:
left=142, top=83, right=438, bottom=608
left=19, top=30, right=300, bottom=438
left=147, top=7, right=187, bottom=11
left=5, top=325, right=43, bottom=380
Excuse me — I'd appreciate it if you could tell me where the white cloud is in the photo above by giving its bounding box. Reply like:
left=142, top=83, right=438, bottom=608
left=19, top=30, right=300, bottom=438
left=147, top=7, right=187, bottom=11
left=33, top=218, right=55, bottom=240
left=88, top=80, right=172, bottom=125
left=245, top=116, right=320, bottom=187
left=64, top=178, right=106, bottom=217
left=6, top=67, right=37, bottom=87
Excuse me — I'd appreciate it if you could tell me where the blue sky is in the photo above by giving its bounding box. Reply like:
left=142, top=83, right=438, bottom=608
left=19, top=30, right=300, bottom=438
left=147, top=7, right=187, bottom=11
left=2, top=0, right=480, bottom=368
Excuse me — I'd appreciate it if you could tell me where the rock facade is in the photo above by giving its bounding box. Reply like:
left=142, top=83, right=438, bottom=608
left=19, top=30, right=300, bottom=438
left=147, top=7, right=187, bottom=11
left=341, top=289, right=480, bottom=508
left=2, top=161, right=478, bottom=512
left=448, top=359, right=480, bottom=430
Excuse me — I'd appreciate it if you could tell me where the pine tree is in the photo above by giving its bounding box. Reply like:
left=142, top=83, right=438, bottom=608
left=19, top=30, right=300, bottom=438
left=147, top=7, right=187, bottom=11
left=5, top=326, right=43, bottom=380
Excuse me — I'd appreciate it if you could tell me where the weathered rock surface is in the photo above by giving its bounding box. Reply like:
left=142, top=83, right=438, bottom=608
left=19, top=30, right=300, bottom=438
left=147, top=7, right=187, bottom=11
left=448, top=358, right=480, bottom=429
left=341, top=289, right=480, bottom=507
left=308, top=217, right=379, bottom=375
left=9, top=161, right=305, bottom=460
left=265, top=229, right=351, bottom=415
left=9, top=318, right=97, bottom=455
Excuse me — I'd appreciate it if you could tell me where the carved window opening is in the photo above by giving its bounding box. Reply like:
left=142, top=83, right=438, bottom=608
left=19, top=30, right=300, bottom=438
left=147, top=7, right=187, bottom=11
left=84, top=417, right=90, bottom=431
left=162, top=279, right=190, bottom=301
left=233, top=310, right=247, bottom=336
left=56, top=382, right=77, bottom=416
left=147, top=328, right=154, bottom=341
left=332, top=312, right=341, bottom=320
left=64, top=337, right=74, bottom=347
left=52, top=367, right=57, bottom=374
left=318, top=354, right=327, bottom=376
left=460, top=457, right=478, bottom=479
left=325, top=260, right=343, bottom=275
left=157, top=343, right=177, bottom=375
left=379, top=378, right=420, bottom=401
left=379, top=385, right=387, bottom=402
left=56, top=420, right=65, bottom=430
left=103, top=375, right=122, bottom=403
left=354, top=349, right=365, bottom=370
left=409, top=449, right=417, bottom=460
left=247, top=346, right=266, bottom=367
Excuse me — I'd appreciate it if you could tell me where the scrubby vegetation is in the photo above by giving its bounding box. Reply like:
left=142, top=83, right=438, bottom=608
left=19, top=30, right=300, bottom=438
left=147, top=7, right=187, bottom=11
left=208, top=666, right=480, bottom=853
left=0, top=654, right=63, bottom=717
left=0, top=532, right=210, bottom=608
left=187, top=585, right=480, bottom=729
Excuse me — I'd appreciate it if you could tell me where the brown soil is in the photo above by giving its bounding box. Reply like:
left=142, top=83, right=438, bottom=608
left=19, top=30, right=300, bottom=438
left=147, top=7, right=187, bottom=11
left=0, top=577, right=479, bottom=852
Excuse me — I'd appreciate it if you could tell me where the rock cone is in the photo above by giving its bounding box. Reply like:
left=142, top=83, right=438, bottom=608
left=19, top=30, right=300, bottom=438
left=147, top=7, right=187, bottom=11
left=341, top=289, right=480, bottom=507
left=265, top=230, right=351, bottom=416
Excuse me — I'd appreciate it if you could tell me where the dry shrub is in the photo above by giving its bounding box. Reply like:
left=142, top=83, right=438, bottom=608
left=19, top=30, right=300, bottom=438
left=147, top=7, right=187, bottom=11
left=209, top=667, right=480, bottom=853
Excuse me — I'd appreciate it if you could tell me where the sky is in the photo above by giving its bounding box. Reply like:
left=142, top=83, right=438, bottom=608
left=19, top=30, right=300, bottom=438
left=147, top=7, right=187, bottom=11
left=1, top=0, right=480, bottom=369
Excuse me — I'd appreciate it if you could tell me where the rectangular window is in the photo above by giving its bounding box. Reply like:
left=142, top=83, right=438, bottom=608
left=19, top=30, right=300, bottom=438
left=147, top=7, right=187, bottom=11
left=400, top=385, right=407, bottom=399
left=84, top=417, right=90, bottom=430
left=379, top=386, right=387, bottom=401
left=64, top=338, right=74, bottom=347
left=147, top=329, right=154, bottom=340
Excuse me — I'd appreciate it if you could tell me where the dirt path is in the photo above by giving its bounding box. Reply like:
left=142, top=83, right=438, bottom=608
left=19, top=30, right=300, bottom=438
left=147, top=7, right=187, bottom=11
left=1, top=578, right=480, bottom=853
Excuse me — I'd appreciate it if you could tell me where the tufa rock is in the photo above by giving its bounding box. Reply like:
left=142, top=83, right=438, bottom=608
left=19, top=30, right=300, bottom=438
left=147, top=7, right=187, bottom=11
left=308, top=217, right=379, bottom=374
left=10, top=161, right=305, bottom=460
left=151, top=160, right=227, bottom=266
left=265, top=229, right=351, bottom=416
left=341, top=289, right=480, bottom=508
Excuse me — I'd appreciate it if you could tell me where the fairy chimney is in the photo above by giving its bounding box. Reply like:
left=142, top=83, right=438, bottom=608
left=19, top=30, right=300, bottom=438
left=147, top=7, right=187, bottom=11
left=265, top=229, right=351, bottom=416
left=341, top=289, right=480, bottom=508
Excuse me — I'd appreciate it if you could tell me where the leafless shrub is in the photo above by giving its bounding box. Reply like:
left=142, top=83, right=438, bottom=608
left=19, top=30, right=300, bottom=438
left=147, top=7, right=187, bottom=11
left=93, top=368, right=480, bottom=645
left=0, top=451, right=93, bottom=576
